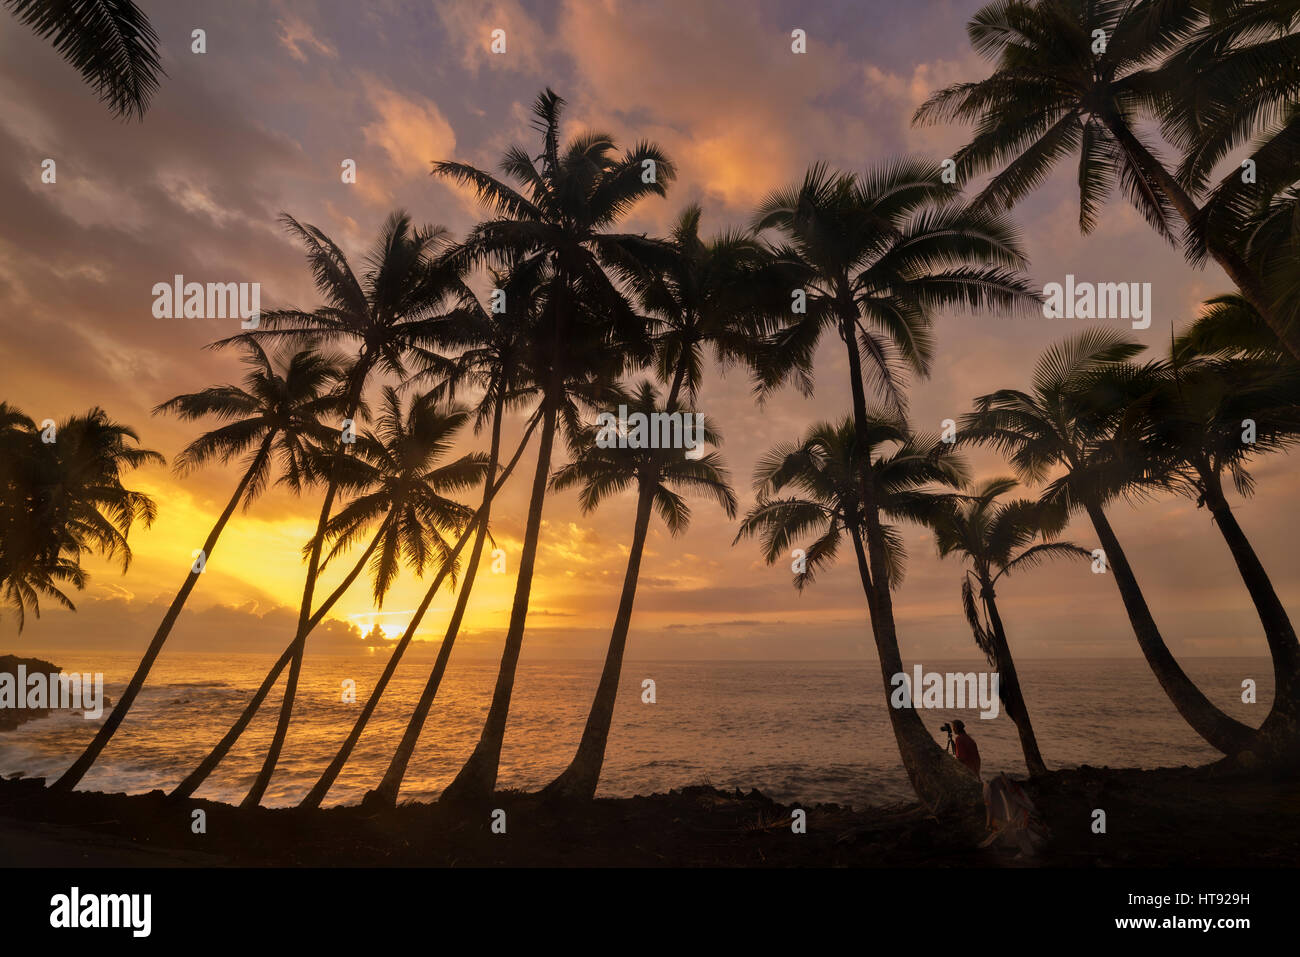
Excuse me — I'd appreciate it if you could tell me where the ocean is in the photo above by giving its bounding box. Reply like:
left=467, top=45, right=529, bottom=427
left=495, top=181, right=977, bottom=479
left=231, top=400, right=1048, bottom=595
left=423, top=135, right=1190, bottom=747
left=0, top=652, right=1271, bottom=809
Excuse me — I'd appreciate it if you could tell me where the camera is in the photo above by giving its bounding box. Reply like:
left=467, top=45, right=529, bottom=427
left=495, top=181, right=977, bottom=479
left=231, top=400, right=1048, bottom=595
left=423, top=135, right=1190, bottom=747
left=939, top=722, right=952, bottom=734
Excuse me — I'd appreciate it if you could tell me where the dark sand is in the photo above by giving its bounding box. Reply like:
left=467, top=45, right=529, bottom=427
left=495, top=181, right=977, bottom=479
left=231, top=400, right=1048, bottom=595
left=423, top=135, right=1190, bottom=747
left=1, top=760, right=1297, bottom=867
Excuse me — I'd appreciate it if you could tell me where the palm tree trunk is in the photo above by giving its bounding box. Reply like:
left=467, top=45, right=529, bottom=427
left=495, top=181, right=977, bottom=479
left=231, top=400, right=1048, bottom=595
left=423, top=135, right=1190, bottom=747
left=979, top=582, right=1047, bottom=776
left=848, top=528, right=879, bottom=617
left=1102, top=116, right=1300, bottom=363
left=848, top=528, right=980, bottom=815
left=369, top=403, right=540, bottom=807
left=839, top=308, right=981, bottom=815
left=1199, top=473, right=1300, bottom=758
left=53, top=437, right=275, bottom=791
left=664, top=360, right=688, bottom=411
left=542, top=479, right=655, bottom=800
left=1200, top=473, right=1300, bottom=693
left=167, top=526, right=385, bottom=802
left=538, top=354, right=689, bottom=803
left=439, top=396, right=559, bottom=804
left=1084, top=499, right=1255, bottom=753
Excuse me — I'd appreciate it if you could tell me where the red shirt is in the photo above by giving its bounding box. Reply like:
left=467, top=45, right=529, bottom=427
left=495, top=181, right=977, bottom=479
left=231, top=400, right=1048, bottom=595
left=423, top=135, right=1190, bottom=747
left=954, top=732, right=981, bottom=776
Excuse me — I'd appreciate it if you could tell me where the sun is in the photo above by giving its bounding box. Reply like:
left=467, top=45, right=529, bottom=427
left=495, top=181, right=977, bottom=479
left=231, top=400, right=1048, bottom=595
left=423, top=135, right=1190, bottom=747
left=357, top=617, right=407, bottom=649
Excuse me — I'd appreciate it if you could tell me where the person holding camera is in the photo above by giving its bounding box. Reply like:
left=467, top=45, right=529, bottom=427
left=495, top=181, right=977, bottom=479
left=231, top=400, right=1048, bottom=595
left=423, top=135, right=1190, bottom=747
left=945, top=719, right=980, bottom=778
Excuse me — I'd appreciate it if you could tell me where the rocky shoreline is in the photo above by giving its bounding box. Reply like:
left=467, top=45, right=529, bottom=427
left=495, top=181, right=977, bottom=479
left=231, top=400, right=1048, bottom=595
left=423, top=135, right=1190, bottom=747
left=0, top=761, right=1296, bottom=867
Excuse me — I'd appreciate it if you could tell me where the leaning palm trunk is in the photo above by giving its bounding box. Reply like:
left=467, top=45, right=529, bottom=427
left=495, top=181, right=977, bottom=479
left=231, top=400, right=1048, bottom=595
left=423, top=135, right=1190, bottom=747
left=300, top=400, right=540, bottom=808
left=840, top=315, right=980, bottom=815
left=439, top=397, right=559, bottom=804
left=1085, top=499, right=1255, bottom=754
left=54, top=437, right=274, bottom=791
left=167, top=525, right=385, bottom=802
left=1102, top=116, right=1300, bottom=364
left=1199, top=475, right=1300, bottom=759
left=978, top=581, right=1047, bottom=776
left=540, top=362, right=690, bottom=802
left=850, top=528, right=980, bottom=815
left=542, top=480, right=655, bottom=800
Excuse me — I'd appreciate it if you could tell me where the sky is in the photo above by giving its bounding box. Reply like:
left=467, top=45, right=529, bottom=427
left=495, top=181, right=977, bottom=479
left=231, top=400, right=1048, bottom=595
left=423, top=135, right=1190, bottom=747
left=1, top=0, right=1296, bottom=664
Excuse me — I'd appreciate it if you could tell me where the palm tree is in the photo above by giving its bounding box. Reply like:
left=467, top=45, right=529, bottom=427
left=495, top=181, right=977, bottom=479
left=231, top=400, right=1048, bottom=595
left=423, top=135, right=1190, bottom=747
left=914, top=0, right=1300, bottom=361
left=1120, top=348, right=1300, bottom=755
left=632, top=203, right=779, bottom=409
left=1176, top=294, right=1291, bottom=362
left=365, top=272, right=544, bottom=808
left=926, top=477, right=1092, bottom=776
left=53, top=341, right=344, bottom=791
left=525, top=209, right=772, bottom=803
left=173, top=389, right=482, bottom=807
left=433, top=88, right=673, bottom=804
left=750, top=160, right=1035, bottom=811
left=168, top=516, right=391, bottom=802
left=1223, top=190, right=1300, bottom=347
left=0, top=405, right=161, bottom=631
left=242, top=388, right=486, bottom=807
left=4, top=0, right=163, bottom=119
left=1158, top=0, right=1299, bottom=192
left=1156, top=1, right=1300, bottom=337
left=302, top=406, right=543, bottom=809
left=185, top=210, right=462, bottom=807
left=315, top=390, right=485, bottom=605
left=299, top=284, right=548, bottom=808
left=736, top=414, right=976, bottom=810
left=960, top=328, right=1256, bottom=754
left=542, top=382, right=736, bottom=800
left=530, top=208, right=777, bottom=802
left=0, top=404, right=84, bottom=629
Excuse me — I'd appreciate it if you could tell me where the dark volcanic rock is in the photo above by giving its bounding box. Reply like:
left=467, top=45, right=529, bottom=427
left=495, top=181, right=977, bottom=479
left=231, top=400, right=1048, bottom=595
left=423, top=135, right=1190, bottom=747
left=0, top=654, right=62, bottom=731
left=0, top=763, right=1298, bottom=866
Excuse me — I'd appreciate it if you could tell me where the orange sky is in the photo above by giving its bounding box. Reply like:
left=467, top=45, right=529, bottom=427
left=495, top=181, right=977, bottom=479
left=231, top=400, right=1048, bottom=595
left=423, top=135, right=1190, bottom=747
left=1, top=0, right=1296, bottom=663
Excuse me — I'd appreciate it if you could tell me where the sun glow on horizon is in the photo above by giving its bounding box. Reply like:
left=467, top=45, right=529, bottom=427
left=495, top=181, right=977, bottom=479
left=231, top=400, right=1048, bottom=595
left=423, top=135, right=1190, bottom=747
left=351, top=614, right=409, bottom=642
